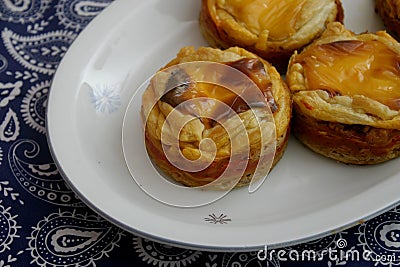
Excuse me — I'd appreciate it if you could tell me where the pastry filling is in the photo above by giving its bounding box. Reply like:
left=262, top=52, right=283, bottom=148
left=219, top=0, right=307, bottom=40
left=295, top=39, right=400, bottom=110
left=147, top=58, right=277, bottom=183
left=160, top=58, right=277, bottom=129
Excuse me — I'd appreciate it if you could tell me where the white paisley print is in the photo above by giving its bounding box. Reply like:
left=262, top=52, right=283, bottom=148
left=21, top=80, right=50, bottom=134
left=0, top=0, right=51, bottom=24
left=358, top=210, right=400, bottom=266
left=133, top=237, right=202, bottom=267
left=0, top=201, right=20, bottom=253
left=56, top=0, right=113, bottom=31
left=1, top=28, right=76, bottom=75
left=28, top=210, right=124, bottom=267
left=8, top=139, right=84, bottom=207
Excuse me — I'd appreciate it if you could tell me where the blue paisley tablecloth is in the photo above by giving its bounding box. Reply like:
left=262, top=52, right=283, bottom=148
left=1, top=0, right=400, bottom=266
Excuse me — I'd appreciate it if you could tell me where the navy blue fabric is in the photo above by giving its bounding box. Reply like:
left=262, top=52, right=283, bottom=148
left=0, top=1, right=399, bottom=266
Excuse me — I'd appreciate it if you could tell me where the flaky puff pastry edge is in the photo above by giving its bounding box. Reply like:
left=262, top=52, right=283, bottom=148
left=287, top=22, right=400, bottom=130
left=142, top=46, right=291, bottom=188
left=286, top=22, right=400, bottom=165
left=199, top=0, right=344, bottom=71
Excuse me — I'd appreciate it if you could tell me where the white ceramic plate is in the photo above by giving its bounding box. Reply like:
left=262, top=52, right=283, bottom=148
left=47, top=0, right=400, bottom=251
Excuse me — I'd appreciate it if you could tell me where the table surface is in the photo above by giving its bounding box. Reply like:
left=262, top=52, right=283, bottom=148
left=1, top=0, right=400, bottom=266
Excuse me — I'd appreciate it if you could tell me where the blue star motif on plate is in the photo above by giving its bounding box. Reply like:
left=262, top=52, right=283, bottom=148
left=89, top=84, right=121, bottom=114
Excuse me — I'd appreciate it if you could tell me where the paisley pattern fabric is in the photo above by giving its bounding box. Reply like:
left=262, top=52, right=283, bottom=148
left=20, top=80, right=49, bottom=134
left=2, top=28, right=76, bottom=75
left=55, top=0, right=113, bottom=31
left=28, top=211, right=123, bottom=267
left=0, top=0, right=400, bottom=266
left=0, top=0, right=51, bottom=24
left=8, top=139, right=84, bottom=207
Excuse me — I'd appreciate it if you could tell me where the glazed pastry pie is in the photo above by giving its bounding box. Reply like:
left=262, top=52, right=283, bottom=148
left=141, top=46, right=291, bottom=189
left=286, top=22, right=400, bottom=165
left=199, top=0, right=344, bottom=71
left=375, top=0, right=400, bottom=38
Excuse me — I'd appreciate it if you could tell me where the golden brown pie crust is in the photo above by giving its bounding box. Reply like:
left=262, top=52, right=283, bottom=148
left=199, top=0, right=344, bottom=71
left=376, top=0, right=400, bottom=38
left=142, top=46, right=291, bottom=189
left=286, top=22, right=400, bottom=164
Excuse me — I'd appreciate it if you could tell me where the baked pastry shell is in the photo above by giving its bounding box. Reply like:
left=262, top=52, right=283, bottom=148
left=375, top=0, right=400, bottom=39
left=199, top=0, right=344, bottom=71
left=287, top=22, right=400, bottom=164
left=142, top=46, right=291, bottom=188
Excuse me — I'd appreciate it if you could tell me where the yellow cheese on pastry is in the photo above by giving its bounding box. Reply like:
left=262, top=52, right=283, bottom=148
left=199, top=0, right=344, bottom=71
left=287, top=22, right=400, bottom=164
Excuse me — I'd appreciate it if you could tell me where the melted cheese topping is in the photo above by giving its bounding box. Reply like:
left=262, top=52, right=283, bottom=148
left=221, top=0, right=307, bottom=40
left=160, top=58, right=275, bottom=128
left=295, top=40, right=400, bottom=110
left=168, top=82, right=242, bottom=126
